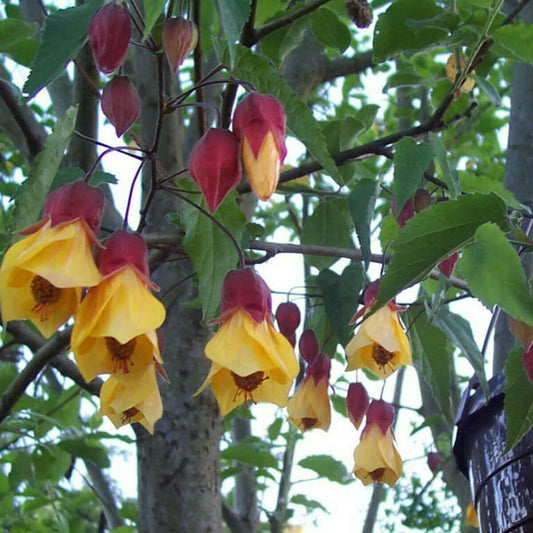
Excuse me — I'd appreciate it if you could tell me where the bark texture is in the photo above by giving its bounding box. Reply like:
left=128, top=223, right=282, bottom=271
left=133, top=45, right=222, bottom=533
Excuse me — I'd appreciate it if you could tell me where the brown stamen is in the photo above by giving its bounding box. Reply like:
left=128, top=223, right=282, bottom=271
left=372, top=344, right=395, bottom=371
left=105, top=336, right=136, bottom=373
left=31, top=275, right=63, bottom=321
left=301, top=417, right=318, bottom=430
left=121, top=407, right=140, bottom=424
left=231, top=371, right=268, bottom=405
left=368, top=468, right=386, bottom=482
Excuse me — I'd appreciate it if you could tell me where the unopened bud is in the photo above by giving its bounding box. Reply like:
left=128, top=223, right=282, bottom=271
left=189, top=128, right=242, bottom=212
left=162, top=16, right=198, bottom=72
left=392, top=197, right=414, bottom=227
left=414, top=188, right=431, bottom=212
left=438, top=252, right=458, bottom=278
left=101, top=76, right=140, bottom=137
left=275, top=302, right=301, bottom=338
left=299, top=329, right=319, bottom=364
left=89, top=2, right=131, bottom=74
left=363, top=280, right=380, bottom=308
left=427, top=451, right=440, bottom=473
left=346, top=382, right=369, bottom=429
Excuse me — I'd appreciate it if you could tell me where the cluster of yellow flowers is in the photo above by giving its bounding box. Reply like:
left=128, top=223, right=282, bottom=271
left=0, top=180, right=166, bottom=433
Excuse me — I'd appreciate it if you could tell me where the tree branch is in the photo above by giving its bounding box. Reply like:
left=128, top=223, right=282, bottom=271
left=321, top=52, right=374, bottom=84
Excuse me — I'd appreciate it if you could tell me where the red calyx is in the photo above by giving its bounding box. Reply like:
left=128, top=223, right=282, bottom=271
left=524, top=340, right=533, bottom=385
left=97, top=230, right=150, bottom=282
left=363, top=280, right=380, bottom=308
left=364, top=399, right=394, bottom=436
left=162, top=16, right=198, bottom=72
left=438, top=252, right=458, bottom=278
left=275, top=302, right=301, bottom=338
left=232, top=92, right=287, bottom=161
left=299, top=329, right=319, bottom=365
left=306, top=353, right=331, bottom=385
left=101, top=76, right=140, bottom=137
left=220, top=268, right=272, bottom=323
left=89, top=2, right=131, bottom=75
left=346, top=382, right=370, bottom=430
left=42, top=180, right=104, bottom=239
left=189, top=128, right=242, bottom=212
left=427, top=451, right=440, bottom=473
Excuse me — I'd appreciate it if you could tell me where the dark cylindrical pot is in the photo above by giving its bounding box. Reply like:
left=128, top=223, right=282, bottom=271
left=454, top=373, right=533, bottom=533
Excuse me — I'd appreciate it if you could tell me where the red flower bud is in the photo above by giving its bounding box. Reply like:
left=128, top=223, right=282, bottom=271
left=427, top=451, right=440, bottom=473
left=414, top=188, right=431, bottom=212
left=42, top=180, right=104, bottom=239
left=275, top=302, right=301, bottom=338
left=524, top=340, right=533, bottom=385
left=220, top=268, right=272, bottom=323
left=232, top=92, right=287, bottom=201
left=346, top=382, right=370, bottom=429
left=363, top=280, right=380, bottom=308
left=392, top=197, right=415, bottom=228
left=101, top=76, right=140, bottom=137
left=89, top=2, right=131, bottom=74
left=189, top=128, right=242, bottom=212
left=162, top=16, right=198, bottom=72
left=97, top=230, right=150, bottom=282
left=299, top=329, right=319, bottom=365
left=438, top=252, right=458, bottom=278
left=364, top=400, right=394, bottom=436
left=307, top=353, right=331, bottom=384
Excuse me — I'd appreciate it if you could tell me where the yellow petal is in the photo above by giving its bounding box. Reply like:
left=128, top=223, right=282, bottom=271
left=465, top=502, right=479, bottom=528
left=242, top=131, right=280, bottom=201
left=446, top=55, right=475, bottom=94
left=205, top=309, right=298, bottom=382
left=287, top=376, right=331, bottom=432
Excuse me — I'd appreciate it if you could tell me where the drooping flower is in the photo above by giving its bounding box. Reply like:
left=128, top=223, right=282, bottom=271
left=89, top=2, right=131, bottom=74
left=195, top=268, right=298, bottom=416
left=287, top=353, right=331, bottom=432
left=99, top=362, right=163, bottom=434
left=189, top=128, right=242, bottom=211
left=71, top=230, right=165, bottom=383
left=0, top=180, right=104, bottom=338
left=346, top=382, right=370, bottom=430
left=465, top=502, right=479, bottom=528
left=345, top=281, right=412, bottom=379
left=101, top=76, right=140, bottom=137
left=162, top=16, right=198, bottom=72
left=353, top=400, right=402, bottom=487
left=232, top=92, right=287, bottom=201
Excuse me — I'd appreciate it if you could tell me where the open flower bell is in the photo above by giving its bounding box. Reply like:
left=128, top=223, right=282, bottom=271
left=0, top=180, right=103, bottom=337
left=345, top=281, right=411, bottom=379
left=232, top=93, right=287, bottom=201
left=99, top=363, right=163, bottom=434
left=287, top=353, right=331, bottom=432
left=71, top=230, right=165, bottom=383
left=196, top=268, right=298, bottom=416
left=353, top=400, right=402, bottom=487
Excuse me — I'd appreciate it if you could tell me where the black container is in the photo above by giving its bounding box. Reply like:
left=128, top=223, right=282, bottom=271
left=454, top=373, right=533, bottom=533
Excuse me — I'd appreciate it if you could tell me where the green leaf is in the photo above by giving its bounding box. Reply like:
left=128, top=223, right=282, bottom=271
left=316, top=264, right=363, bottom=346
left=143, top=0, right=165, bottom=41
left=458, top=171, right=519, bottom=208
left=310, top=8, right=351, bottom=53
left=291, top=493, right=328, bottom=513
left=470, top=74, right=502, bottom=106
left=182, top=191, right=246, bottom=321
left=504, top=345, right=533, bottom=452
left=52, top=167, right=118, bottom=189
left=216, top=41, right=343, bottom=183
left=492, top=22, right=533, bottom=64
left=432, top=308, right=487, bottom=395
left=375, top=193, right=507, bottom=309
left=374, top=0, right=458, bottom=62
left=348, top=179, right=379, bottom=265
left=458, top=223, right=533, bottom=325
left=267, top=417, right=283, bottom=441
left=32, top=446, right=71, bottom=483
left=429, top=132, right=460, bottom=198
left=298, top=454, right=352, bottom=484
left=407, top=309, right=452, bottom=421
left=300, top=199, right=353, bottom=270
left=24, top=0, right=102, bottom=98
left=215, top=0, right=252, bottom=66
left=0, top=19, right=39, bottom=67
left=392, top=137, right=433, bottom=213
left=221, top=443, right=278, bottom=469
left=10, top=106, right=78, bottom=234
left=57, top=438, right=110, bottom=469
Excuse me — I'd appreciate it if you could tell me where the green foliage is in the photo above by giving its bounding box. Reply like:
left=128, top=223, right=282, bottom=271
left=24, top=0, right=102, bottom=98
left=492, top=22, right=533, bottom=64
left=143, top=0, right=166, bottom=41
left=215, top=0, right=252, bottom=65
left=298, top=455, right=352, bottom=484
left=310, top=8, right=351, bottom=53
left=504, top=345, right=533, bottom=452
left=10, top=106, right=78, bottom=235
left=0, top=18, right=39, bottom=67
